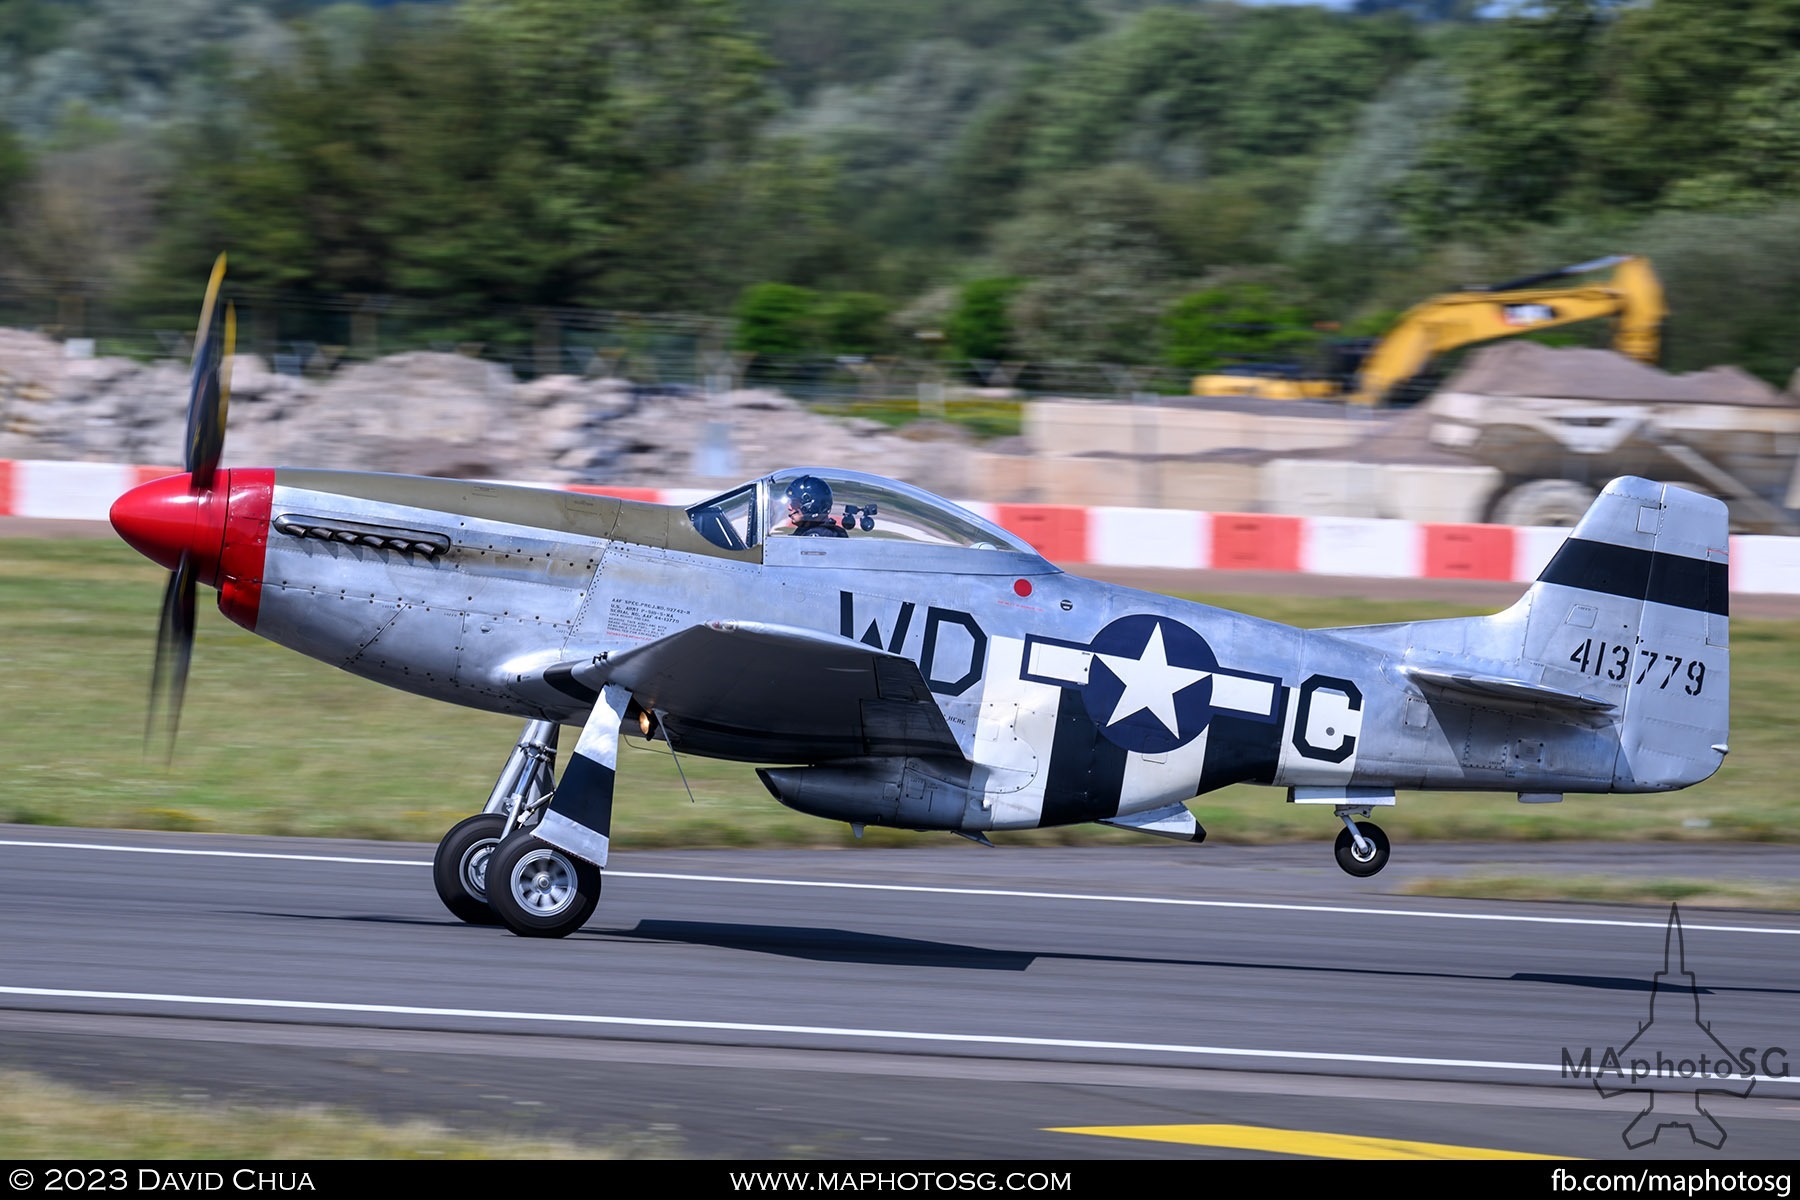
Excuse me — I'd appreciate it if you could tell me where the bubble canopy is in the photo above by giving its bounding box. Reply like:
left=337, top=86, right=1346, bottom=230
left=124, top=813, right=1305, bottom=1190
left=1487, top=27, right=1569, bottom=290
left=686, top=468, right=1036, bottom=555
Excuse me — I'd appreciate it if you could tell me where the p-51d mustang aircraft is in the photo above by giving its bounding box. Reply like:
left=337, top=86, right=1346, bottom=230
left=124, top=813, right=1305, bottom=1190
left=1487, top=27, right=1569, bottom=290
left=110, top=260, right=1731, bottom=937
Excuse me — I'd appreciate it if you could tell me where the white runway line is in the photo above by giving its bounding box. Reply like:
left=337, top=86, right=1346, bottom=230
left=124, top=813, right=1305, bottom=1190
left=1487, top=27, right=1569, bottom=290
left=3, top=983, right=1796, bottom=1090
left=2, top=837, right=1796, bottom=937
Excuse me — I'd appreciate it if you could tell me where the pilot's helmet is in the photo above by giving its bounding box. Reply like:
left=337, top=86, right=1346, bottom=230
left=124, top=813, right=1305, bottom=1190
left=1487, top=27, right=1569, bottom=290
left=784, top=475, right=833, bottom=521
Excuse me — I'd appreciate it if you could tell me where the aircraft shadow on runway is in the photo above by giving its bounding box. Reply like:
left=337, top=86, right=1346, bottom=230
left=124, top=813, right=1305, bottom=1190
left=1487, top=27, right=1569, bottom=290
left=257, top=912, right=1798, bottom=996
left=594, top=920, right=1800, bottom=997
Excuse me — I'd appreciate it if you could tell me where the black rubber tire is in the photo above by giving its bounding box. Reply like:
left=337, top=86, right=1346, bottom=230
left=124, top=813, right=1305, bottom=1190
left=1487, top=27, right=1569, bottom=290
left=432, top=813, right=509, bottom=925
left=486, top=830, right=602, bottom=938
left=1333, top=822, right=1391, bottom=878
left=1490, top=479, right=1596, bottom=528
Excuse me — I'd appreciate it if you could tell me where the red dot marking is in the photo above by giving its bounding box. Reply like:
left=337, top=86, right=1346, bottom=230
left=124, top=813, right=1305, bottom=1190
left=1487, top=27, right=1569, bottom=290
left=1013, top=579, right=1032, bottom=597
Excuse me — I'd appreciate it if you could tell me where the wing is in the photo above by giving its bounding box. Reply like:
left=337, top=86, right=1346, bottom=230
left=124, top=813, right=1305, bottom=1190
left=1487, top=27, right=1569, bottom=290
left=539, top=621, right=966, bottom=764
left=1404, top=665, right=1617, bottom=714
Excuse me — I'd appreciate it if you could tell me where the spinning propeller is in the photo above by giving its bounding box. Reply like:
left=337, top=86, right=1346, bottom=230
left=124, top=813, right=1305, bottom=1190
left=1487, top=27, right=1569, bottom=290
left=112, top=254, right=235, bottom=759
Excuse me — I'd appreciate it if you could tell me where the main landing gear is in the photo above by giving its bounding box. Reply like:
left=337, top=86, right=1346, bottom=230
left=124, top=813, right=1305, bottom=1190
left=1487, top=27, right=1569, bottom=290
left=432, top=718, right=569, bottom=929
left=431, top=686, right=629, bottom=939
left=1333, top=808, right=1390, bottom=877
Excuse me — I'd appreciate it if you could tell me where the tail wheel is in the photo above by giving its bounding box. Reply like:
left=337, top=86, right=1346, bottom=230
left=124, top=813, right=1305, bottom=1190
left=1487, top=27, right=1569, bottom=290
left=1334, top=822, right=1390, bottom=877
left=486, top=830, right=602, bottom=938
left=432, top=813, right=509, bottom=925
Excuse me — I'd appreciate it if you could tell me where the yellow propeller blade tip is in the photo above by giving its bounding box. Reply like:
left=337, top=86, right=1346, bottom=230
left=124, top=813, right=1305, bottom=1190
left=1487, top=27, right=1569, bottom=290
left=194, top=253, right=229, bottom=349
left=221, top=300, right=236, bottom=417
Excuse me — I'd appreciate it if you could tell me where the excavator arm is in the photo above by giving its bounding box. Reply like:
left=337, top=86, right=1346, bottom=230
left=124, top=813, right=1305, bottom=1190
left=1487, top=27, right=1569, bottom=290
left=1350, top=255, right=1665, bottom=405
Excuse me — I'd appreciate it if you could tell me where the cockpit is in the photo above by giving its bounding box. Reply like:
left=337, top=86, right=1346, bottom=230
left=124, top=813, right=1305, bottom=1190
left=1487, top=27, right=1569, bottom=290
left=686, top=468, right=1036, bottom=555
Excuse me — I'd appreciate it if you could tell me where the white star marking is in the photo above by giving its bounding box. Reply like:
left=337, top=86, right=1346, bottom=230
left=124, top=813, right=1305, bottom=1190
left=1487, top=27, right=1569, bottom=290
left=1093, top=622, right=1211, bottom=736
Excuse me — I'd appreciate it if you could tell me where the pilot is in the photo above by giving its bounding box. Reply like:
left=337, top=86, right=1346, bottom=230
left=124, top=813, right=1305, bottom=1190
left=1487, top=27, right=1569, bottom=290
left=783, top=475, right=849, bottom=537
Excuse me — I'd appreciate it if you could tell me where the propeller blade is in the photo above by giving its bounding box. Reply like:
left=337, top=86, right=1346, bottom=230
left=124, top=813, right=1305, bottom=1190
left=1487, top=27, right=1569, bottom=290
left=147, top=256, right=230, bottom=759
left=185, top=253, right=230, bottom=490
left=146, top=552, right=197, bottom=762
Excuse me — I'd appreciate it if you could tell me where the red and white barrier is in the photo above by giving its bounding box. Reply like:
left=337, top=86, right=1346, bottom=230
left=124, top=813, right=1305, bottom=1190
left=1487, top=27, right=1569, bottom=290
left=7, top=459, right=1798, bottom=595
left=10, top=460, right=135, bottom=521
left=1089, top=506, right=1207, bottom=572
left=1731, top=535, right=1800, bottom=596
left=1296, top=516, right=1420, bottom=579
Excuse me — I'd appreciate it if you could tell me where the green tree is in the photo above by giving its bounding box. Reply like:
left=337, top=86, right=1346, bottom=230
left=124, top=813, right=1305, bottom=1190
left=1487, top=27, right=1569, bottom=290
left=739, top=0, right=1094, bottom=101
left=142, top=0, right=776, bottom=330
left=1630, top=204, right=1800, bottom=386
left=1290, top=62, right=1462, bottom=258
left=690, top=136, right=855, bottom=296
left=1023, top=8, right=1223, bottom=178
left=938, top=81, right=1042, bottom=249
left=732, top=283, right=819, bottom=357
left=1590, top=0, right=1800, bottom=207
left=4, top=0, right=286, bottom=137
left=1658, top=55, right=1800, bottom=209
left=0, top=0, right=86, bottom=61
left=0, top=124, right=27, bottom=208
left=731, top=285, right=897, bottom=357
left=945, top=277, right=1022, bottom=362
left=1393, top=0, right=1609, bottom=237
left=459, top=0, right=772, bottom=308
left=1023, top=5, right=1419, bottom=179
left=815, top=291, right=895, bottom=355
left=1220, top=5, right=1418, bottom=161
left=1161, top=281, right=1320, bottom=375
left=0, top=124, right=29, bottom=277
left=776, top=39, right=1003, bottom=262
left=993, top=165, right=1191, bottom=364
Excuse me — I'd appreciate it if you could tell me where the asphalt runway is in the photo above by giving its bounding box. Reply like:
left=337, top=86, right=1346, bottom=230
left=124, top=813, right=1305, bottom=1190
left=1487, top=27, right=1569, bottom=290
left=0, top=826, right=1795, bottom=1160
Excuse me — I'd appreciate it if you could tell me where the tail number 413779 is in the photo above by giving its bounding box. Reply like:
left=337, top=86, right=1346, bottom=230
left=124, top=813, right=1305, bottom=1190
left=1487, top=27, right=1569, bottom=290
left=1568, top=638, right=1706, bottom=695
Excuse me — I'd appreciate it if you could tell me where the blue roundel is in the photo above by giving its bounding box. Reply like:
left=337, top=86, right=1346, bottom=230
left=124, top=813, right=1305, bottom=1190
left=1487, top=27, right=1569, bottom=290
left=1080, top=614, right=1218, bottom=754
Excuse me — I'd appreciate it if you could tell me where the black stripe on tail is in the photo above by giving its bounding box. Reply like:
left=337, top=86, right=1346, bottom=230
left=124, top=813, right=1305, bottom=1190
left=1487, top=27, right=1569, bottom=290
left=1537, top=538, right=1728, bottom=616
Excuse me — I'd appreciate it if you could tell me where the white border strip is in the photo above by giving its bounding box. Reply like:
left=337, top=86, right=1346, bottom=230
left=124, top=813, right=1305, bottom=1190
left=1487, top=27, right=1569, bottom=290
left=1301, top=515, right=1422, bottom=579
left=15, top=460, right=132, bottom=521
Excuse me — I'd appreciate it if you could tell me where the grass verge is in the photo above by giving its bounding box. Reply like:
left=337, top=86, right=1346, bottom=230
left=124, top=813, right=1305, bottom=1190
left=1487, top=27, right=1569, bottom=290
left=0, top=1070, right=642, bottom=1158
left=1399, top=875, right=1800, bottom=910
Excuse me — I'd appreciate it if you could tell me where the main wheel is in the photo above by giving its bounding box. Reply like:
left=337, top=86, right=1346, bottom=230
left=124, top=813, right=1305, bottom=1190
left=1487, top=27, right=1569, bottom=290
left=1334, top=822, right=1390, bottom=877
left=432, top=813, right=508, bottom=925
left=486, top=830, right=602, bottom=938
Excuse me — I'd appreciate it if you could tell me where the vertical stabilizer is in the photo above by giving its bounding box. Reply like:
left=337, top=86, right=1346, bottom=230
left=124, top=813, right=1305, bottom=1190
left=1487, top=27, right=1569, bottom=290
left=1520, top=477, right=1728, bottom=790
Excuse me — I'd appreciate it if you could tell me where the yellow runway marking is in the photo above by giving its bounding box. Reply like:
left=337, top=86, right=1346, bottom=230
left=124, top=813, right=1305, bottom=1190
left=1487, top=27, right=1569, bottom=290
left=1047, top=1123, right=1571, bottom=1159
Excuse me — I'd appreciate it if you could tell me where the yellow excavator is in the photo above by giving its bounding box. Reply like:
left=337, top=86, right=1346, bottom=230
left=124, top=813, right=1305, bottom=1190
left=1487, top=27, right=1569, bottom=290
left=1191, top=254, right=1665, bottom=405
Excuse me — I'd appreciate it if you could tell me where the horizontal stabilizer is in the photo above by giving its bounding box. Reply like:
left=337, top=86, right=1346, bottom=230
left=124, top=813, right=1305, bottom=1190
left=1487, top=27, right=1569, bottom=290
left=1404, top=665, right=1617, bottom=713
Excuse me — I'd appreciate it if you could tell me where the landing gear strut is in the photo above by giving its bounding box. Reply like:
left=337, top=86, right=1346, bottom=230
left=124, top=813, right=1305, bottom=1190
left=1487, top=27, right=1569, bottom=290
left=1333, top=807, right=1390, bottom=877
left=431, top=719, right=560, bottom=924
left=430, top=687, right=636, bottom=938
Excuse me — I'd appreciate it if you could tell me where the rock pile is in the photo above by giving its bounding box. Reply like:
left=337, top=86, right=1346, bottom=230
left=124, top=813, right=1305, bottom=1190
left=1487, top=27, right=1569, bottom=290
left=1439, top=341, right=1788, bottom=406
left=0, top=331, right=978, bottom=495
